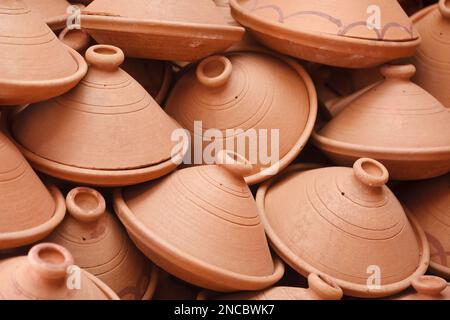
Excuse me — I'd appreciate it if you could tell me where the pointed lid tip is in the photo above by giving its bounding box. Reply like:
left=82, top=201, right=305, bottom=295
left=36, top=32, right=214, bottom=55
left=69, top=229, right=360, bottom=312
left=412, top=275, right=448, bottom=296
left=440, top=0, right=450, bottom=18
left=28, top=243, right=74, bottom=281
left=353, top=158, right=389, bottom=188
left=85, top=44, right=125, bottom=71
left=196, top=55, right=233, bottom=88
left=66, top=187, right=106, bottom=223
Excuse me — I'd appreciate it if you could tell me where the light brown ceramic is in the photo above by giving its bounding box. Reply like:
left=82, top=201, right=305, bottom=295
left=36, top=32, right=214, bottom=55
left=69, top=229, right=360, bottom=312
left=399, top=174, right=450, bottom=280
left=81, top=0, right=245, bottom=61
left=58, top=26, right=93, bottom=54
left=393, top=276, right=450, bottom=300
left=230, top=0, right=420, bottom=68
left=0, top=0, right=87, bottom=105
left=165, top=52, right=317, bottom=185
left=198, top=273, right=343, bottom=300
left=0, top=132, right=65, bottom=250
left=0, top=243, right=119, bottom=299
left=25, top=0, right=72, bottom=30
left=113, top=150, right=284, bottom=292
left=412, top=1, right=450, bottom=108
left=313, top=64, right=450, bottom=181
left=45, top=187, right=158, bottom=300
left=10, top=45, right=186, bottom=187
left=257, top=159, right=429, bottom=298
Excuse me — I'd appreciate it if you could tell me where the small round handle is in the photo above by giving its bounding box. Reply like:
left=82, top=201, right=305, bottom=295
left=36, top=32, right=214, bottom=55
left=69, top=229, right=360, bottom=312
left=353, top=158, right=389, bottom=188
left=412, top=275, right=448, bottom=296
left=28, top=243, right=74, bottom=281
left=85, top=45, right=124, bottom=71
left=196, top=55, right=232, bottom=88
left=216, top=149, right=253, bottom=177
left=308, top=274, right=343, bottom=300
left=66, top=187, right=106, bottom=223
left=440, top=0, right=450, bottom=19
left=380, top=64, right=416, bottom=81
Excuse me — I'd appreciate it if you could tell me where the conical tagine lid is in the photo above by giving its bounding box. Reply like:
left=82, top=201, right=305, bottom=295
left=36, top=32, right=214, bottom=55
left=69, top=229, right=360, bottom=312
left=113, top=150, right=284, bottom=292
left=0, top=132, right=65, bottom=250
left=0, top=243, right=119, bottom=299
left=81, top=0, right=245, bottom=61
left=313, top=64, right=450, bottom=180
left=46, top=187, right=158, bottom=300
left=11, top=45, right=185, bottom=187
left=399, top=174, right=450, bottom=279
left=0, top=0, right=87, bottom=105
left=25, top=0, right=72, bottom=30
left=165, top=52, right=317, bottom=185
left=393, top=276, right=450, bottom=300
left=256, top=159, right=429, bottom=298
left=412, top=0, right=450, bottom=108
left=200, top=273, right=343, bottom=300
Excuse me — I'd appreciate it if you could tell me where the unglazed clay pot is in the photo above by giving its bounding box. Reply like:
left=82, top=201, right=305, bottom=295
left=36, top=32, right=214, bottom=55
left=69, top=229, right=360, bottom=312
left=393, top=276, right=450, bottom=300
left=256, top=159, right=429, bottom=298
left=59, top=26, right=93, bottom=54
left=0, top=132, right=65, bottom=250
left=313, top=64, right=450, bottom=181
left=0, top=0, right=87, bottom=105
left=81, top=0, right=245, bottom=61
left=399, top=174, right=450, bottom=280
left=10, top=45, right=186, bottom=187
left=45, top=187, right=158, bottom=300
left=0, top=243, right=119, bottom=299
left=25, top=0, right=73, bottom=30
left=198, top=273, right=343, bottom=300
left=230, top=0, right=420, bottom=68
left=412, top=1, right=450, bottom=108
left=165, top=52, right=317, bottom=185
left=113, top=150, right=285, bottom=292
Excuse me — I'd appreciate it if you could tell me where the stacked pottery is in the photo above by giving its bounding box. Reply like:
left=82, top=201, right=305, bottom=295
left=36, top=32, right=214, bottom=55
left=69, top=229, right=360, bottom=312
left=0, top=243, right=119, bottom=299
left=256, top=159, right=429, bottom=298
left=393, top=276, right=450, bottom=300
left=411, top=0, right=450, bottom=108
left=113, top=150, right=285, bottom=292
left=45, top=187, right=158, bottom=300
left=9, top=45, right=186, bottom=186
left=165, top=52, right=317, bottom=184
left=313, top=64, right=450, bottom=180
left=25, top=0, right=74, bottom=31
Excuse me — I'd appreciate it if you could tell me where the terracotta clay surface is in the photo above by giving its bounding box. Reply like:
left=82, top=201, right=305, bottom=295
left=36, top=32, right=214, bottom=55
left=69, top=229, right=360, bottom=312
left=0, top=243, right=119, bottom=299
left=25, top=0, right=72, bottom=30
left=313, top=64, right=450, bottom=180
left=0, top=0, right=87, bottom=105
left=257, top=159, right=429, bottom=298
left=0, top=132, right=65, bottom=250
left=81, top=0, right=245, bottom=61
left=46, top=187, right=158, bottom=300
left=199, top=273, right=343, bottom=300
left=412, top=1, right=450, bottom=108
left=399, top=174, right=450, bottom=280
left=230, top=0, right=420, bottom=68
left=394, top=276, right=450, bottom=300
left=59, top=26, right=93, bottom=54
left=165, top=52, right=317, bottom=185
left=113, top=150, right=284, bottom=292
left=11, top=45, right=185, bottom=186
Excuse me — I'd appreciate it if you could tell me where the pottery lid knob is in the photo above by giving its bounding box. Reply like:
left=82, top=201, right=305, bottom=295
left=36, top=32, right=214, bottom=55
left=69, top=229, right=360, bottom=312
left=28, top=243, right=74, bottom=280
left=412, top=275, right=448, bottom=296
left=85, top=45, right=125, bottom=71
left=66, top=187, right=106, bottom=223
left=353, top=158, right=389, bottom=188
left=196, top=55, right=233, bottom=88
left=440, top=0, right=450, bottom=19
left=308, top=274, right=343, bottom=300
left=380, top=64, right=416, bottom=81
left=216, top=149, right=253, bottom=177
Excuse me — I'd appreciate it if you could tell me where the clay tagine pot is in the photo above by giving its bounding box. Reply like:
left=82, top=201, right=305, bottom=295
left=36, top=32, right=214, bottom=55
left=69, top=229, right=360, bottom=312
left=393, top=276, right=450, bottom=300
left=0, top=132, right=65, bottom=250
left=81, top=0, right=245, bottom=61
left=45, top=187, right=159, bottom=300
left=313, top=64, right=450, bottom=181
left=230, top=0, right=420, bottom=68
left=165, top=52, right=317, bottom=185
left=0, top=0, right=87, bottom=105
left=399, top=174, right=450, bottom=280
left=10, top=44, right=186, bottom=187
left=198, top=273, right=343, bottom=300
left=256, top=159, right=430, bottom=298
left=113, top=150, right=285, bottom=292
left=0, top=243, right=119, bottom=299
left=25, top=0, right=73, bottom=31
left=411, top=0, right=450, bottom=108
left=58, top=26, right=93, bottom=54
